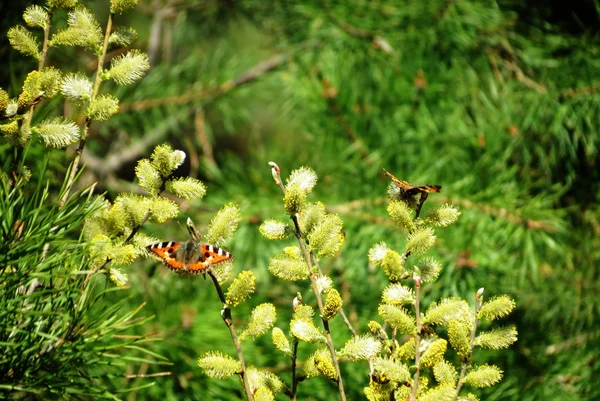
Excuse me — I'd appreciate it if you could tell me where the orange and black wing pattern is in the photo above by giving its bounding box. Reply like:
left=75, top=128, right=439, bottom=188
left=147, top=242, right=233, bottom=274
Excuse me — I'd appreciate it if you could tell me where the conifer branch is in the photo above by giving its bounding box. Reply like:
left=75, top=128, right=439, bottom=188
left=560, top=82, right=600, bottom=98
left=319, top=74, right=374, bottom=165
left=207, top=270, right=254, bottom=401
left=328, top=195, right=558, bottom=233
left=318, top=0, right=374, bottom=40
left=444, top=196, right=558, bottom=232
left=120, top=53, right=289, bottom=112
left=82, top=109, right=188, bottom=177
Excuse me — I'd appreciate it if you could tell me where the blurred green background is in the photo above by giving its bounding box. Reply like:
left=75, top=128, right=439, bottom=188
left=2, top=0, right=600, bottom=400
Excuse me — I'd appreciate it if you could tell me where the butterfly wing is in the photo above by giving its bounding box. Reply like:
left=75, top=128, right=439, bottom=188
left=147, top=241, right=186, bottom=270
left=415, top=184, right=441, bottom=193
left=186, top=244, right=233, bottom=272
left=384, top=169, right=441, bottom=194
left=384, top=169, right=411, bottom=190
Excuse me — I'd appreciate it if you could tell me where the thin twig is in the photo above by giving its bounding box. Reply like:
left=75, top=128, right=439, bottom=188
left=487, top=43, right=547, bottom=94
left=409, top=282, right=422, bottom=401
left=125, top=371, right=172, bottom=379
left=319, top=0, right=374, bottom=39
left=453, top=292, right=483, bottom=400
left=60, top=13, right=114, bottom=207
left=125, top=212, right=151, bottom=244
left=501, top=59, right=548, bottom=94
left=82, top=109, right=189, bottom=177
left=339, top=308, right=357, bottom=337
left=83, top=53, right=290, bottom=180
left=291, top=339, right=299, bottom=401
left=207, top=270, right=254, bottom=401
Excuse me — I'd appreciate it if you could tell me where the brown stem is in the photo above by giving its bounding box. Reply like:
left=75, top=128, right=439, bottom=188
left=124, top=211, right=151, bottom=244
left=409, top=283, right=422, bottom=401
left=60, top=13, right=114, bottom=207
left=339, top=308, right=357, bottom=337
left=289, top=214, right=346, bottom=401
left=291, top=339, right=299, bottom=401
left=309, top=275, right=347, bottom=401
left=207, top=271, right=254, bottom=401
left=194, top=108, right=217, bottom=169
left=38, top=14, right=52, bottom=71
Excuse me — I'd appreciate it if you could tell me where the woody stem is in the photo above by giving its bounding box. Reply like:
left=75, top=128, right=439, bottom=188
left=207, top=271, right=254, bottom=401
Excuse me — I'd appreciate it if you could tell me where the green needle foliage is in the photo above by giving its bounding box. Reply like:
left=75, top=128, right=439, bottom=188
left=0, top=163, right=158, bottom=399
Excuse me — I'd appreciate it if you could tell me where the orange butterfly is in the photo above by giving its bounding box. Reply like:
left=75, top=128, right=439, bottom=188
left=147, top=218, right=233, bottom=275
left=147, top=241, right=233, bottom=275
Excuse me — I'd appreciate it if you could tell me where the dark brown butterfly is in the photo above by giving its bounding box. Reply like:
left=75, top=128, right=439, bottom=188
left=384, top=169, right=441, bottom=216
left=383, top=169, right=441, bottom=196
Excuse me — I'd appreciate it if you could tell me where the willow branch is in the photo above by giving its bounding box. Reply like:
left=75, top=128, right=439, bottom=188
left=339, top=308, right=357, bottom=337
left=291, top=339, right=299, bottom=401
left=207, top=270, right=254, bottom=401
left=409, top=282, right=422, bottom=401
left=269, top=163, right=346, bottom=401
left=11, top=12, right=54, bottom=181
left=60, top=13, right=114, bottom=207
left=454, top=293, right=483, bottom=400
